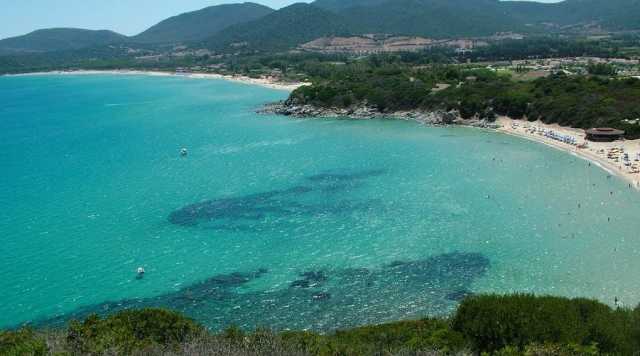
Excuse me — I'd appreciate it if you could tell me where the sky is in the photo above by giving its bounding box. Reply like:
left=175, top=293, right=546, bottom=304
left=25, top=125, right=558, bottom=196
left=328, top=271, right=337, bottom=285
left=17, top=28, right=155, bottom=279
left=1, top=0, right=563, bottom=40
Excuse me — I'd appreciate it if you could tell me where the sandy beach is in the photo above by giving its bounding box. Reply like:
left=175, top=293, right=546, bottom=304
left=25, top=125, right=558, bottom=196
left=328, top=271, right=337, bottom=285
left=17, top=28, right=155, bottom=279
left=496, top=116, right=640, bottom=189
left=4, top=69, right=308, bottom=91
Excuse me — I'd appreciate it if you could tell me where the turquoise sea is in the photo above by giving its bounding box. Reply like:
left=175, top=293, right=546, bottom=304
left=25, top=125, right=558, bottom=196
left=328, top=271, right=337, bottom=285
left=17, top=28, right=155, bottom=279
left=1, top=74, right=639, bottom=331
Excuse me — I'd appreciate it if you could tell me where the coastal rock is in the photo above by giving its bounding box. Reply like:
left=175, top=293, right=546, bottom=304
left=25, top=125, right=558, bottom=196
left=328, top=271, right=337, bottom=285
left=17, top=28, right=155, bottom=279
left=258, top=102, right=496, bottom=128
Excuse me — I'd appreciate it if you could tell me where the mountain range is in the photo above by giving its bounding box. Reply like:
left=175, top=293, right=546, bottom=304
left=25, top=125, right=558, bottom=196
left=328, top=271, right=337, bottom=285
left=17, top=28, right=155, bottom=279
left=1, top=0, right=639, bottom=55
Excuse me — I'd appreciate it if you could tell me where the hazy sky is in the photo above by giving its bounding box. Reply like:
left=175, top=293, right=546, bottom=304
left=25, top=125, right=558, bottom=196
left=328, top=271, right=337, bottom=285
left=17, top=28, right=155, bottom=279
left=1, top=0, right=564, bottom=40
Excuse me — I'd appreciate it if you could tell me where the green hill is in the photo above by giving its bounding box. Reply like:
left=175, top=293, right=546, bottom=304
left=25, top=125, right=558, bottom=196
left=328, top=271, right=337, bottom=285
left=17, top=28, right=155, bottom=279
left=312, top=0, right=640, bottom=38
left=503, top=0, right=640, bottom=30
left=202, top=3, right=353, bottom=52
left=132, top=2, right=274, bottom=44
left=312, top=0, right=389, bottom=12
left=0, top=28, right=127, bottom=55
left=340, top=0, right=523, bottom=38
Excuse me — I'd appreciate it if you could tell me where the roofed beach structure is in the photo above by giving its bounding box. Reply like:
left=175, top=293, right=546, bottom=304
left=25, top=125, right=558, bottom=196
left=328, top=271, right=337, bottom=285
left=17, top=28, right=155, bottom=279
left=585, top=127, right=625, bottom=142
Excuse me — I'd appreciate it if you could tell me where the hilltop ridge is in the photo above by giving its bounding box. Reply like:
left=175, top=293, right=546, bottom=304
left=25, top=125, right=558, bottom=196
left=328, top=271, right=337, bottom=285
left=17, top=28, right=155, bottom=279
left=0, top=28, right=126, bottom=55
left=3, top=0, right=640, bottom=55
left=132, top=2, right=274, bottom=44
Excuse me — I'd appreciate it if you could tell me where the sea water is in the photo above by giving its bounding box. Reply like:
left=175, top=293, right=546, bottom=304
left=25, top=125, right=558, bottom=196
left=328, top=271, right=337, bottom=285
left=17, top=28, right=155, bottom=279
left=1, top=74, right=639, bottom=330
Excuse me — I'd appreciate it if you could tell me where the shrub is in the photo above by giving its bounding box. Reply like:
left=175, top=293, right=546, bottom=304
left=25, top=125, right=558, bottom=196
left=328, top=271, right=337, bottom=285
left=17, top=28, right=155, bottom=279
left=452, top=294, right=635, bottom=354
left=494, top=342, right=599, bottom=356
left=0, top=328, right=48, bottom=356
left=281, top=318, right=466, bottom=356
left=66, top=308, right=203, bottom=355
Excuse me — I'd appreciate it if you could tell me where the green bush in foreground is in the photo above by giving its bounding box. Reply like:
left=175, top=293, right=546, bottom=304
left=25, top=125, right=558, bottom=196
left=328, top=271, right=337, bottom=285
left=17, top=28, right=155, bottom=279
left=281, top=318, right=465, bottom=355
left=66, top=308, right=203, bottom=355
left=3, top=295, right=640, bottom=355
left=0, top=328, right=48, bottom=356
left=494, top=342, right=599, bottom=356
left=452, top=294, right=639, bottom=354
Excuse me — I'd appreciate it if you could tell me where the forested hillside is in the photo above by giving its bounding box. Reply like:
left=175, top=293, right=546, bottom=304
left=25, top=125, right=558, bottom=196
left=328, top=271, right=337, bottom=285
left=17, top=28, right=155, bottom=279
left=285, top=58, right=640, bottom=138
left=503, top=0, right=640, bottom=30
left=202, top=4, right=353, bottom=52
left=0, top=29, right=126, bottom=55
left=310, top=0, right=640, bottom=38
left=324, top=0, right=524, bottom=37
left=132, top=3, right=274, bottom=44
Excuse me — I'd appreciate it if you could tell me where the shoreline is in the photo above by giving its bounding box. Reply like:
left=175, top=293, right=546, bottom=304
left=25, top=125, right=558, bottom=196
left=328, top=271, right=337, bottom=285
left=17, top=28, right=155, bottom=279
left=2, top=69, right=308, bottom=91
left=7, top=71, right=638, bottom=188
left=494, top=116, right=640, bottom=189
left=261, top=102, right=640, bottom=189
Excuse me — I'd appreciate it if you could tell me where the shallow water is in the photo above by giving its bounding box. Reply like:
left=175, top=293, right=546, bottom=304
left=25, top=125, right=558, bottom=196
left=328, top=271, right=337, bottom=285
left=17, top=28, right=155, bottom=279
left=1, top=74, right=639, bottom=330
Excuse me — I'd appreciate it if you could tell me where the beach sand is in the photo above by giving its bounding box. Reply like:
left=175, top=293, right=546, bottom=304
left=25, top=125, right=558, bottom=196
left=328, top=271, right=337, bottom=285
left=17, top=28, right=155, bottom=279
left=496, top=116, right=640, bottom=189
left=5, top=69, right=308, bottom=91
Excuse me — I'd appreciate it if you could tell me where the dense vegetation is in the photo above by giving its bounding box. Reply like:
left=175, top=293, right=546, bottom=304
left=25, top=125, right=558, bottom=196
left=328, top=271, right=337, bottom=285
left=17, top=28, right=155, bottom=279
left=201, top=3, right=352, bottom=53
left=132, top=3, right=274, bottom=44
left=466, top=36, right=635, bottom=62
left=0, top=29, right=127, bottom=56
left=453, top=294, right=640, bottom=354
left=1, top=34, right=634, bottom=76
left=197, top=0, right=640, bottom=53
left=0, top=45, right=163, bottom=74
left=330, top=0, right=523, bottom=38
left=500, top=0, right=640, bottom=31
left=3, top=294, right=639, bottom=355
left=287, top=59, right=640, bottom=138
left=312, top=0, right=640, bottom=39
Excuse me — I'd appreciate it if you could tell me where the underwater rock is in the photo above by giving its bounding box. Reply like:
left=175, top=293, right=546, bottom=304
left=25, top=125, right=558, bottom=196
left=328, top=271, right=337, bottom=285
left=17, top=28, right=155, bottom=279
left=386, top=260, right=410, bottom=268
left=168, top=170, right=385, bottom=228
left=300, top=271, right=328, bottom=284
left=306, top=169, right=386, bottom=182
left=210, top=270, right=268, bottom=287
left=290, top=271, right=328, bottom=289
left=446, top=289, right=474, bottom=301
left=312, top=292, right=331, bottom=301
left=290, top=280, right=311, bottom=289
left=168, top=187, right=310, bottom=226
left=32, top=252, right=489, bottom=332
left=28, top=268, right=269, bottom=328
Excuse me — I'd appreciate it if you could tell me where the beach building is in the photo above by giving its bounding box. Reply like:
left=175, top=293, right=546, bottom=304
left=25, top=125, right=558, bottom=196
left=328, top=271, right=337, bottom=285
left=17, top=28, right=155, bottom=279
left=585, top=127, right=625, bottom=142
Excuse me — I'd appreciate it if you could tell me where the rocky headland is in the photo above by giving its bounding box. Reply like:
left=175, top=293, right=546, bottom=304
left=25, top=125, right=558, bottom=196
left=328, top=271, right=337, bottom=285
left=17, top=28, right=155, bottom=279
left=259, top=101, right=499, bottom=129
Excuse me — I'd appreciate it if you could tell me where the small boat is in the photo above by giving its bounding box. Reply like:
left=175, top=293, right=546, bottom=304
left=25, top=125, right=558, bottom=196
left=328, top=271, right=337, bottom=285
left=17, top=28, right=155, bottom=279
left=137, top=267, right=145, bottom=278
left=180, top=148, right=188, bottom=157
